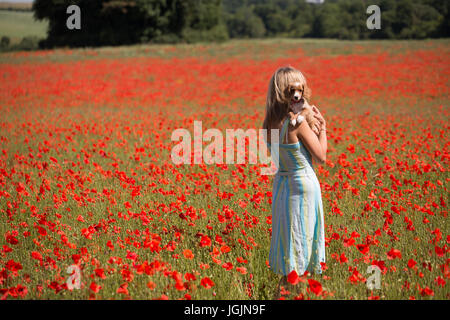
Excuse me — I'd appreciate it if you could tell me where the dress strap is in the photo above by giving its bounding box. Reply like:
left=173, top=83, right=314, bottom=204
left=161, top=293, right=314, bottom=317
left=280, top=118, right=289, bottom=144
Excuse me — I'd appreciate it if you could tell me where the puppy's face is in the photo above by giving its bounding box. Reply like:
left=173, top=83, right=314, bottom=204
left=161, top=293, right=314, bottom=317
left=286, top=82, right=305, bottom=113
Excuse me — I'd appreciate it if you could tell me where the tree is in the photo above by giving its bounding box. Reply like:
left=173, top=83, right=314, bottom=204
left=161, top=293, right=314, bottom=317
left=286, top=1, right=314, bottom=38
left=1, top=36, right=10, bottom=48
left=224, top=6, right=266, bottom=38
left=409, top=3, right=442, bottom=39
left=33, top=0, right=228, bottom=47
left=32, top=0, right=450, bottom=47
left=313, top=1, right=342, bottom=38
left=180, top=0, right=229, bottom=43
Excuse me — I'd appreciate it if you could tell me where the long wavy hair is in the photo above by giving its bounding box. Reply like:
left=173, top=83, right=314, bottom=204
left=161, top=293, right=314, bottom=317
left=262, top=66, right=311, bottom=130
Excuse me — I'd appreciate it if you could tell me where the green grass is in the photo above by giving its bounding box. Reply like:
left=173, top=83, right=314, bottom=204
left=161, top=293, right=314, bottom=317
left=1, top=37, right=449, bottom=65
left=0, top=39, right=448, bottom=300
left=0, top=9, right=48, bottom=42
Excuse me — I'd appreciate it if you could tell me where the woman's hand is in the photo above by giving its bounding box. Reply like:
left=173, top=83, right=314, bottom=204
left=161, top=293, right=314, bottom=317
left=312, top=122, right=320, bottom=136
left=311, top=119, right=322, bottom=136
left=312, top=105, right=326, bottom=131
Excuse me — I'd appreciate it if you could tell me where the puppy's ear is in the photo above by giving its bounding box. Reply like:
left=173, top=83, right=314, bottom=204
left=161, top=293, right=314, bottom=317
left=302, top=99, right=312, bottom=109
left=303, top=85, right=312, bottom=101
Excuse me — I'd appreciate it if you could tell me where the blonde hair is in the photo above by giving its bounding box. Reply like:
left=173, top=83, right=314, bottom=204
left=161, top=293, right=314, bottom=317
left=263, top=66, right=311, bottom=130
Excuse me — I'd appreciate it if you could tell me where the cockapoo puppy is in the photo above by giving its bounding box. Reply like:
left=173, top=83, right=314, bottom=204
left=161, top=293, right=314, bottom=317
left=262, top=66, right=322, bottom=137
left=286, top=81, right=320, bottom=135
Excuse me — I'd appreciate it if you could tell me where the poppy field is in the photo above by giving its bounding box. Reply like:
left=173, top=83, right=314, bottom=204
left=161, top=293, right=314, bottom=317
left=0, top=39, right=449, bottom=300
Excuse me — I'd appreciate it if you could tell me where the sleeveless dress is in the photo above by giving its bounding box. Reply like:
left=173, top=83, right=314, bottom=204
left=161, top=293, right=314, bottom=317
left=266, top=117, right=326, bottom=276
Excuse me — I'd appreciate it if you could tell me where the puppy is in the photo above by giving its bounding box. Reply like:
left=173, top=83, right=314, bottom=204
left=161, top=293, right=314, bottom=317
left=286, top=82, right=320, bottom=135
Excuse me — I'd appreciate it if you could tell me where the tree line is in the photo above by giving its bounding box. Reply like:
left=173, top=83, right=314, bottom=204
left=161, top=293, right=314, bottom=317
left=32, top=0, right=449, bottom=48
left=224, top=0, right=449, bottom=40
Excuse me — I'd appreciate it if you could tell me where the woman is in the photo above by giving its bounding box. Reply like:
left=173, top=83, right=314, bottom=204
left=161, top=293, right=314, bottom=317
left=263, top=66, right=327, bottom=297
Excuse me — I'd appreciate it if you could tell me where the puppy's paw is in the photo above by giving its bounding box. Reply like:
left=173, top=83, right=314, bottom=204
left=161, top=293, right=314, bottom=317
left=290, top=114, right=305, bottom=126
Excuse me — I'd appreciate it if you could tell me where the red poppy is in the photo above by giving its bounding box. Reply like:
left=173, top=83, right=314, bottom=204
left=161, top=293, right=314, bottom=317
left=95, top=268, right=106, bottom=279
left=6, top=235, right=18, bottom=245
left=356, top=244, right=369, bottom=255
left=287, top=270, right=301, bottom=285
left=147, top=281, right=156, bottom=290
left=199, top=235, right=211, bottom=247
left=200, top=277, right=215, bottom=289
left=387, top=248, right=402, bottom=260
left=407, top=259, right=417, bottom=269
left=184, top=273, right=196, bottom=281
left=183, top=249, right=194, bottom=259
left=89, top=282, right=101, bottom=293
left=222, top=262, right=233, bottom=271
left=117, top=283, right=129, bottom=295
left=31, top=251, right=42, bottom=261
left=307, top=279, right=323, bottom=296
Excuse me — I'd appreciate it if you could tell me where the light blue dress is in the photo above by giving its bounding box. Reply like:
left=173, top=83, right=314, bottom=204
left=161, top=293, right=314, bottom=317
left=266, top=117, right=326, bottom=276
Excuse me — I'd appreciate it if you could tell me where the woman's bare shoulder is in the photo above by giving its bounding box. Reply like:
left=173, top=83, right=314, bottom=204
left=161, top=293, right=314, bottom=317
left=263, top=121, right=281, bottom=142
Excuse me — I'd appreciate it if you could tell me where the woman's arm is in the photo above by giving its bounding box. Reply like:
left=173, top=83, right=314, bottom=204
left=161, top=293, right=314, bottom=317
left=312, top=106, right=327, bottom=159
left=317, top=128, right=327, bottom=162
left=295, top=120, right=326, bottom=164
left=288, top=111, right=321, bottom=136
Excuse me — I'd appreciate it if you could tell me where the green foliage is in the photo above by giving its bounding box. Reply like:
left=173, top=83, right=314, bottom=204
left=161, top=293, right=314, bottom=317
left=30, top=0, right=450, bottom=48
left=17, top=36, right=40, bottom=50
left=1, top=36, right=10, bottom=48
left=0, top=35, right=40, bottom=52
left=223, top=0, right=449, bottom=40
left=32, top=0, right=228, bottom=48
left=224, top=7, right=266, bottom=38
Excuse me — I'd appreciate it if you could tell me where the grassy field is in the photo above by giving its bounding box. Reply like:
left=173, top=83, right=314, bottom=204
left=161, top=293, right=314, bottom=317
left=0, top=2, right=33, bottom=11
left=0, top=9, right=47, bottom=43
left=0, top=39, right=448, bottom=300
